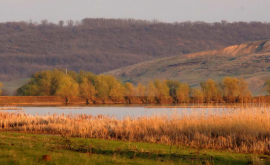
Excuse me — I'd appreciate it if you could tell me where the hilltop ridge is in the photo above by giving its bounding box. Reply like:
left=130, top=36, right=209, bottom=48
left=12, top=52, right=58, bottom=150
left=105, top=40, right=270, bottom=95
left=1, top=19, right=270, bottom=81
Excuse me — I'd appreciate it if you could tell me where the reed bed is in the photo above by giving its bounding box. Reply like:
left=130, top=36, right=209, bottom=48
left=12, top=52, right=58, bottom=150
left=0, top=107, right=270, bottom=154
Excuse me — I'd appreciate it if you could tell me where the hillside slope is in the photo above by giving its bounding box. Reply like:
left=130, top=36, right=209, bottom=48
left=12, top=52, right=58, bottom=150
left=105, top=40, right=270, bottom=95
left=2, top=19, right=270, bottom=80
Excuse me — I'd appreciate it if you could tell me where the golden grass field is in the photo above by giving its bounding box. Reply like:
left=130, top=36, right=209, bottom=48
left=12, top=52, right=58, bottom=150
left=1, top=106, right=270, bottom=154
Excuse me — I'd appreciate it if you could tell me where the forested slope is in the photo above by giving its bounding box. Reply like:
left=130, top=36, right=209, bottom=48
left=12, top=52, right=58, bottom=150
left=1, top=18, right=270, bottom=80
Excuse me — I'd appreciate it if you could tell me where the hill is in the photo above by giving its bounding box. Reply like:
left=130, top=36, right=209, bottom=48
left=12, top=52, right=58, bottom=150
left=1, top=19, right=270, bottom=81
left=105, top=40, right=270, bottom=95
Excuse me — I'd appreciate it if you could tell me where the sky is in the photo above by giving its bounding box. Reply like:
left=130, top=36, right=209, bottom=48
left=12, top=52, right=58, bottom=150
left=0, top=0, right=270, bottom=24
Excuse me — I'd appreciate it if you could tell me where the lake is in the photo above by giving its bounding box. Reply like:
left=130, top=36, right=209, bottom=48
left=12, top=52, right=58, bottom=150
left=0, top=103, right=255, bottom=119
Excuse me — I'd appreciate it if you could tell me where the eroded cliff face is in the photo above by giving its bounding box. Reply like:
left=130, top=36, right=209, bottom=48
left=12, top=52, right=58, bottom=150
left=105, top=40, right=270, bottom=95
left=186, top=40, right=270, bottom=58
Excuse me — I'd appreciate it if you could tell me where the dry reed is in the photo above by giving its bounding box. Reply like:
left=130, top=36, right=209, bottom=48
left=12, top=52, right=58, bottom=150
left=0, top=107, right=270, bottom=154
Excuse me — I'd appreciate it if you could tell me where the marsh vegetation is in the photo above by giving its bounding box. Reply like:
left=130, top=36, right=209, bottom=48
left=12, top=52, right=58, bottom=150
left=1, top=106, right=270, bottom=155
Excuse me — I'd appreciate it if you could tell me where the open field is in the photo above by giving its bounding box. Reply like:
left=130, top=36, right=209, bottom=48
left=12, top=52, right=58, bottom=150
left=0, top=132, right=269, bottom=165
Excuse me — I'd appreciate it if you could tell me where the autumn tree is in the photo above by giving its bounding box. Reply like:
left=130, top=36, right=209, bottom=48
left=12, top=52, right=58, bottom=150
left=109, top=82, right=125, bottom=103
left=201, top=79, right=222, bottom=103
left=105, top=75, right=125, bottom=103
left=192, top=88, right=204, bottom=103
left=137, top=83, right=147, bottom=103
left=124, top=82, right=135, bottom=104
left=17, top=70, right=55, bottom=96
left=167, top=80, right=181, bottom=103
left=50, top=69, right=67, bottom=95
left=0, top=82, right=2, bottom=95
left=176, top=83, right=190, bottom=103
left=55, top=75, right=79, bottom=103
left=94, top=75, right=110, bottom=104
left=146, top=81, right=158, bottom=103
left=238, top=78, right=251, bottom=103
left=79, top=77, right=97, bottom=104
left=154, top=80, right=170, bottom=103
left=78, top=70, right=95, bottom=84
left=222, top=77, right=239, bottom=103
left=264, top=80, right=270, bottom=96
left=17, top=77, right=41, bottom=96
left=67, top=70, right=79, bottom=82
left=32, top=70, right=53, bottom=95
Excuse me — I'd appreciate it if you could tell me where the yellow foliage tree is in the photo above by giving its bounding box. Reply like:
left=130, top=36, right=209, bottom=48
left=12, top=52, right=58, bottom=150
left=124, top=82, right=135, bottom=104
left=32, top=70, right=52, bottom=95
left=201, top=79, right=222, bottom=103
left=176, top=83, right=190, bottom=103
left=222, top=77, right=239, bottom=103
left=109, top=82, right=125, bottom=103
left=166, top=80, right=181, bottom=103
left=94, top=75, right=110, bottom=104
left=264, top=80, right=270, bottom=96
left=238, top=78, right=251, bottom=103
left=154, top=80, right=170, bottom=103
left=0, top=82, right=2, bottom=96
left=146, top=81, right=158, bottom=103
left=192, top=88, right=204, bottom=103
left=137, top=83, right=146, bottom=103
left=79, top=78, right=97, bottom=104
left=55, top=75, right=79, bottom=103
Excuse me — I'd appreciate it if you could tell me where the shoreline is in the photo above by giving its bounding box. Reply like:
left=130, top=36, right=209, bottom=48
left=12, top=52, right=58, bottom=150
left=0, top=96, right=270, bottom=106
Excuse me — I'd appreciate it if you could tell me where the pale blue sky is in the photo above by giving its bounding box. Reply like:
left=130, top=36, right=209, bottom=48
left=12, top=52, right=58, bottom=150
left=1, top=0, right=270, bottom=23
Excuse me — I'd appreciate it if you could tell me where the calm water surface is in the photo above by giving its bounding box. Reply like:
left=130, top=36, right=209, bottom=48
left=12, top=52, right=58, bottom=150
left=0, top=104, right=246, bottom=119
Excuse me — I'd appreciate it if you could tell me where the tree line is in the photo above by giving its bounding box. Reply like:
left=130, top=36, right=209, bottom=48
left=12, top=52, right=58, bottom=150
left=2, top=19, right=270, bottom=81
left=14, top=69, right=258, bottom=104
left=0, top=82, right=2, bottom=96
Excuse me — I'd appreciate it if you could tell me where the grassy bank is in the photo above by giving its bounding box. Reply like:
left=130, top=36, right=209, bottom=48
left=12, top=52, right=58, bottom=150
left=0, top=132, right=269, bottom=165
left=1, top=107, right=270, bottom=154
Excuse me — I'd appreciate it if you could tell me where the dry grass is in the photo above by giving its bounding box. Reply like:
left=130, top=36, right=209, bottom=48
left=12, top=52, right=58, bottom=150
left=0, top=107, right=270, bottom=154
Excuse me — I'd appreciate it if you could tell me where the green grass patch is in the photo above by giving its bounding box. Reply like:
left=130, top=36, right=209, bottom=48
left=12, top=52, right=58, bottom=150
left=0, top=132, right=269, bottom=165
